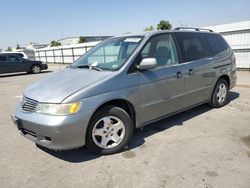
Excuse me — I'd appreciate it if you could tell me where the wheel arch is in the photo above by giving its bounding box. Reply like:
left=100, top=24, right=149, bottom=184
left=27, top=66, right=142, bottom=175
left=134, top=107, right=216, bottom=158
left=89, top=99, right=137, bottom=129
left=31, top=63, right=41, bottom=68
left=211, top=74, right=230, bottom=98
left=30, top=63, right=41, bottom=72
left=217, top=74, right=230, bottom=88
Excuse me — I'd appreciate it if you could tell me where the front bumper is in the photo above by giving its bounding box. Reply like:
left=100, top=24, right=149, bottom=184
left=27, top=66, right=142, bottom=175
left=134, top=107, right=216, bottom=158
left=12, top=102, right=91, bottom=150
left=41, top=64, right=48, bottom=70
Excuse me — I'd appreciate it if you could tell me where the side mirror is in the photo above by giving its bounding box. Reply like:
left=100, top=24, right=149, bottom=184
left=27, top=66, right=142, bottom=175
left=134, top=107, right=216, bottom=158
left=138, top=58, right=157, bottom=70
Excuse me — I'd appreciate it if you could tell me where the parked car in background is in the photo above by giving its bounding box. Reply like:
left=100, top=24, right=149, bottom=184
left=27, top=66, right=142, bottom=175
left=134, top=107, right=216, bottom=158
left=0, top=50, right=36, bottom=60
left=1, top=51, right=29, bottom=59
left=12, top=28, right=236, bottom=155
left=0, top=54, right=48, bottom=74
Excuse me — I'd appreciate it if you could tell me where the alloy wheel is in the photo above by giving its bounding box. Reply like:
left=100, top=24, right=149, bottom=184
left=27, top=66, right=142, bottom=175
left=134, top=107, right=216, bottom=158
left=32, top=65, right=41, bottom=73
left=92, top=116, right=125, bottom=149
left=216, top=83, right=227, bottom=103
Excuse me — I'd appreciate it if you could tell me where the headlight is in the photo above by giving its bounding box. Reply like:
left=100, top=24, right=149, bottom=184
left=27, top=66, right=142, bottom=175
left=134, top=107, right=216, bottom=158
left=35, top=102, right=82, bottom=115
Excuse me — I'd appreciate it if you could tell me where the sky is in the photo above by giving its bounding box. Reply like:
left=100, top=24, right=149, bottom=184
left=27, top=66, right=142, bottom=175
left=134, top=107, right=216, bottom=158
left=0, top=0, right=250, bottom=50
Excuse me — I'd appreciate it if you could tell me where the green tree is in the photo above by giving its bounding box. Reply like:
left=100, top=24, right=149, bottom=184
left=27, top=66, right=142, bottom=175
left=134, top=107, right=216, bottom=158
left=16, top=43, right=20, bottom=49
left=6, top=46, right=12, bottom=51
left=157, top=20, right=172, bottom=30
left=50, top=40, right=61, bottom=47
left=78, top=36, right=86, bottom=43
left=144, top=25, right=154, bottom=31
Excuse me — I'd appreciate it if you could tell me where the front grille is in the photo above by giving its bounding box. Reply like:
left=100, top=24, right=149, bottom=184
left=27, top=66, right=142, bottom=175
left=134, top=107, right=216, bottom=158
left=21, top=97, right=38, bottom=112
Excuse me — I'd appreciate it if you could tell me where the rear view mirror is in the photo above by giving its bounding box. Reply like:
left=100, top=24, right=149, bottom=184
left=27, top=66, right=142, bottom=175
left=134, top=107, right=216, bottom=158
left=138, top=58, right=157, bottom=70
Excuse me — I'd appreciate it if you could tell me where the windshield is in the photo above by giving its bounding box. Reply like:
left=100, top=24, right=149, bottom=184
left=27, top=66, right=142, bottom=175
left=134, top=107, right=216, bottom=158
left=71, top=36, right=143, bottom=71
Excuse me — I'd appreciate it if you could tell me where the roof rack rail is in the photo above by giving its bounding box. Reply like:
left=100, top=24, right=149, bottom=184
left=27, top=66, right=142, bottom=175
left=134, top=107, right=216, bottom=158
left=173, top=27, right=213, bottom=32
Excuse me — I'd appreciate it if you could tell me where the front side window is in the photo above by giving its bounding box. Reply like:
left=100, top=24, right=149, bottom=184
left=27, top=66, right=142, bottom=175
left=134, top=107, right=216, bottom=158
left=71, top=36, right=143, bottom=70
left=8, top=55, right=22, bottom=62
left=175, top=33, right=210, bottom=62
left=206, top=34, right=229, bottom=57
left=15, top=53, right=24, bottom=58
left=140, top=34, right=179, bottom=66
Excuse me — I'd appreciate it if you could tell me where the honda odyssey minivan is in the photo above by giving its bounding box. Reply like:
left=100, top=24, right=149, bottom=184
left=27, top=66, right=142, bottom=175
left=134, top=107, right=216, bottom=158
left=12, top=28, right=237, bottom=155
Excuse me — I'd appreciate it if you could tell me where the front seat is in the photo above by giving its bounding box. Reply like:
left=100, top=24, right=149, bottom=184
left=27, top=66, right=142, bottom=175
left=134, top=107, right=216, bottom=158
left=155, top=46, right=171, bottom=66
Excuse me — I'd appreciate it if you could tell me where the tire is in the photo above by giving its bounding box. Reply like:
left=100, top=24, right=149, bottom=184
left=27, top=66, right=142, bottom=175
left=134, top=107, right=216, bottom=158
left=209, top=78, right=229, bottom=108
left=31, top=65, right=41, bottom=74
left=86, top=105, right=134, bottom=155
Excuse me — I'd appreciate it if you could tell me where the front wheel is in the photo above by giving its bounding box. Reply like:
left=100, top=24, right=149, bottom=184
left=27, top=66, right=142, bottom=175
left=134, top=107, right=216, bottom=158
left=209, top=78, right=229, bottom=108
left=86, top=106, right=134, bottom=155
left=31, top=65, right=41, bottom=74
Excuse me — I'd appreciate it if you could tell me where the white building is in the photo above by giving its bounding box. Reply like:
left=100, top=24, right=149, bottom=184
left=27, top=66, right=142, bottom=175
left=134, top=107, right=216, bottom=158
left=26, top=43, right=49, bottom=50
left=206, top=21, right=250, bottom=69
left=58, top=37, right=79, bottom=46
left=57, top=36, right=112, bottom=46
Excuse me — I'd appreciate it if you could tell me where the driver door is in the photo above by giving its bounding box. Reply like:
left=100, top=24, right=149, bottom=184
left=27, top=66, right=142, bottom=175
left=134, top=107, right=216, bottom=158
left=136, top=34, right=187, bottom=124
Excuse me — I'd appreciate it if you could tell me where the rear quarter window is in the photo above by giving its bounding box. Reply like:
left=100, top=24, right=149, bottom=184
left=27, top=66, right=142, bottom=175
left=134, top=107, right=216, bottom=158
left=206, top=34, right=229, bottom=57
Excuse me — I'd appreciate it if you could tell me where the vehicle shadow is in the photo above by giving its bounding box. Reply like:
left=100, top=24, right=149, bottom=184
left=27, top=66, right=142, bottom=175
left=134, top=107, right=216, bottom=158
left=37, top=91, right=240, bottom=163
left=0, top=71, right=52, bottom=78
left=129, top=91, right=240, bottom=149
left=36, top=144, right=100, bottom=162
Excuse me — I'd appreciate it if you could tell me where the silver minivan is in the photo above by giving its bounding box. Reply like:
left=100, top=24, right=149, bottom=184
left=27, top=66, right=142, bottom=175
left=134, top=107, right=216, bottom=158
left=12, top=28, right=237, bottom=155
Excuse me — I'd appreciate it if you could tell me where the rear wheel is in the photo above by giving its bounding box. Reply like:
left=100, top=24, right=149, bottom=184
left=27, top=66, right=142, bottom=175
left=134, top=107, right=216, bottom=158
left=86, top=105, right=133, bottom=155
left=31, top=65, right=41, bottom=74
left=209, top=78, right=229, bottom=108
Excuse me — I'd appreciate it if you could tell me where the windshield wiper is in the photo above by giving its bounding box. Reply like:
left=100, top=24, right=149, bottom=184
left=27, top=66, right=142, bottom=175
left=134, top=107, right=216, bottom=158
left=75, top=65, right=102, bottom=71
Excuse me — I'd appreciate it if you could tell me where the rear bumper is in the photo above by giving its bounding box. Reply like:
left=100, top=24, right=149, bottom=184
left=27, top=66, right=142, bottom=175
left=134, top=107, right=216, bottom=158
left=230, top=71, right=237, bottom=89
left=13, top=103, right=91, bottom=150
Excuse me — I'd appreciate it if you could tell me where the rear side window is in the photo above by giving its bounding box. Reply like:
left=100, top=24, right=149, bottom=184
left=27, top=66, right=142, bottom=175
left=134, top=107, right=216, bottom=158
left=206, top=34, right=229, bottom=57
left=175, top=32, right=210, bottom=62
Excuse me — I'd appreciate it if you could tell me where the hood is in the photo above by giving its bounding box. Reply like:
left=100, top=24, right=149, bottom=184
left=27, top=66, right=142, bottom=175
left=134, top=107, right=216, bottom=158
left=31, top=60, right=44, bottom=64
left=32, top=60, right=42, bottom=63
left=24, top=67, right=112, bottom=103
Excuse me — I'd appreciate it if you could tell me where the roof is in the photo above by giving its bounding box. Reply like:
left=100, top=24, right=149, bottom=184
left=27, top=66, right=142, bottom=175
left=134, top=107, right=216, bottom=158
left=113, top=28, right=217, bottom=39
